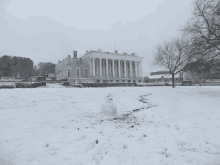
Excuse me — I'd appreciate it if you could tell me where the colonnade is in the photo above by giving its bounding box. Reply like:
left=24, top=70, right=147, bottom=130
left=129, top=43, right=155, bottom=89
left=90, top=58, right=142, bottom=78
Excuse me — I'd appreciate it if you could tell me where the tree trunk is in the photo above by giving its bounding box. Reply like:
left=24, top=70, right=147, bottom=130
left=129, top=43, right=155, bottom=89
left=200, top=75, right=202, bottom=86
left=172, top=73, right=175, bottom=88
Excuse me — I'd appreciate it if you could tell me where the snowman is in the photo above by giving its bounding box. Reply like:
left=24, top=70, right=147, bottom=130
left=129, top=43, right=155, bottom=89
left=101, top=93, right=117, bottom=117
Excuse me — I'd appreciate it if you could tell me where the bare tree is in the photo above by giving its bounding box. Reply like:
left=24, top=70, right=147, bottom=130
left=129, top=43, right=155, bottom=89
left=152, top=36, right=194, bottom=88
left=181, top=0, right=220, bottom=60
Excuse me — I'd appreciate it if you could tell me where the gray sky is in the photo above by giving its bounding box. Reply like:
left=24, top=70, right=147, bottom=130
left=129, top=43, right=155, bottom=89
left=0, top=0, right=193, bottom=76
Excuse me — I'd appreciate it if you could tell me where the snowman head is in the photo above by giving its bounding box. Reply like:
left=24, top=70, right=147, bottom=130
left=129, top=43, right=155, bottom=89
left=106, top=93, right=113, bottom=101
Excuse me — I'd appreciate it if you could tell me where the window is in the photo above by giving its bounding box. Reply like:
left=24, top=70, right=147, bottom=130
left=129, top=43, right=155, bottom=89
left=116, top=80, right=119, bottom=82
left=85, top=69, right=88, bottom=77
left=138, top=80, right=141, bottom=83
left=68, top=69, right=70, bottom=77
left=77, top=68, right=80, bottom=77
left=122, top=80, right=125, bottom=82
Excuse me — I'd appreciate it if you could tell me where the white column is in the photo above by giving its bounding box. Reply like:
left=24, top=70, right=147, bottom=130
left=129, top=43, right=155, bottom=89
left=129, top=61, right=131, bottom=77
left=137, top=62, right=139, bottom=77
left=103, top=59, right=105, bottom=76
left=109, top=60, right=111, bottom=77
left=124, top=61, right=126, bottom=78
left=106, top=59, right=108, bottom=77
left=99, top=58, right=102, bottom=77
left=118, top=60, right=121, bottom=77
left=139, top=61, right=142, bottom=77
left=112, top=59, right=115, bottom=77
left=90, top=59, right=92, bottom=76
left=135, top=61, right=138, bottom=77
left=93, top=58, right=95, bottom=76
left=130, top=61, right=132, bottom=78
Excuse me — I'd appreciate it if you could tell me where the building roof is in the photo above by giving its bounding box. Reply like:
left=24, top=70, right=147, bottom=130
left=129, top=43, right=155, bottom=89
left=84, top=49, right=138, bottom=58
left=58, top=49, right=141, bottom=62
left=149, top=74, right=180, bottom=79
left=150, top=68, right=168, bottom=73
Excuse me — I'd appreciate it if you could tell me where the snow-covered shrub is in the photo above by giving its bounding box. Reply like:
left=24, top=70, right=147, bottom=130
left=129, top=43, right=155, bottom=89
left=0, top=82, right=16, bottom=88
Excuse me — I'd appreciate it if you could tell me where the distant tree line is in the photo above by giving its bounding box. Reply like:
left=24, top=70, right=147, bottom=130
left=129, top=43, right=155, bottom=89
left=183, top=58, right=220, bottom=82
left=35, top=62, right=56, bottom=76
left=0, top=55, right=56, bottom=78
left=0, top=55, right=34, bottom=78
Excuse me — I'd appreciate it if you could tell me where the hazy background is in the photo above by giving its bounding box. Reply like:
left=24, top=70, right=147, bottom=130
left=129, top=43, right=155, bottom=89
left=0, top=0, right=192, bottom=76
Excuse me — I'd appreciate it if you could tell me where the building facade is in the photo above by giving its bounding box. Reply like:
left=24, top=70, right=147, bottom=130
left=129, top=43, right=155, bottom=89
left=55, top=49, right=144, bottom=84
left=148, top=71, right=183, bottom=83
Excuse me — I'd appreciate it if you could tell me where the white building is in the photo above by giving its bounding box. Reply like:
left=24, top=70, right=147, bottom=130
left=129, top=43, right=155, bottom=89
left=148, top=70, right=183, bottom=83
left=55, top=49, right=144, bottom=85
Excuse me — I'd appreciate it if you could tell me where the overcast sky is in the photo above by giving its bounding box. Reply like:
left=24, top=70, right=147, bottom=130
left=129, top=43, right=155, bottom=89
left=0, top=0, right=193, bottom=76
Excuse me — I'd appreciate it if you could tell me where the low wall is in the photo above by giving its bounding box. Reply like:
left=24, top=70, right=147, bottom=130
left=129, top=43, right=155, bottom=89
left=80, top=83, right=136, bottom=87
left=14, top=82, right=46, bottom=88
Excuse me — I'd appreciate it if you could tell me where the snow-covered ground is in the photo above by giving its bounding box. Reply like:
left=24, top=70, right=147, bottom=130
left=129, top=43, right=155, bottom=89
left=0, top=85, right=220, bottom=165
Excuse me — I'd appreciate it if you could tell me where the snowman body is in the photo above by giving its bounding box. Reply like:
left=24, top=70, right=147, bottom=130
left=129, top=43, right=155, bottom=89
left=101, top=94, right=117, bottom=116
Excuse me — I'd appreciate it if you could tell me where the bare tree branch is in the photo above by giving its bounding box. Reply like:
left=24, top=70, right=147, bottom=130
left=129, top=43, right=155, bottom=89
left=152, top=36, right=194, bottom=88
left=180, top=0, right=220, bottom=59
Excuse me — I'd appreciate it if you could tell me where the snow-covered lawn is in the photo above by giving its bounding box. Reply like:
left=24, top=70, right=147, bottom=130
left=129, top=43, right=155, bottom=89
left=0, top=85, right=220, bottom=165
